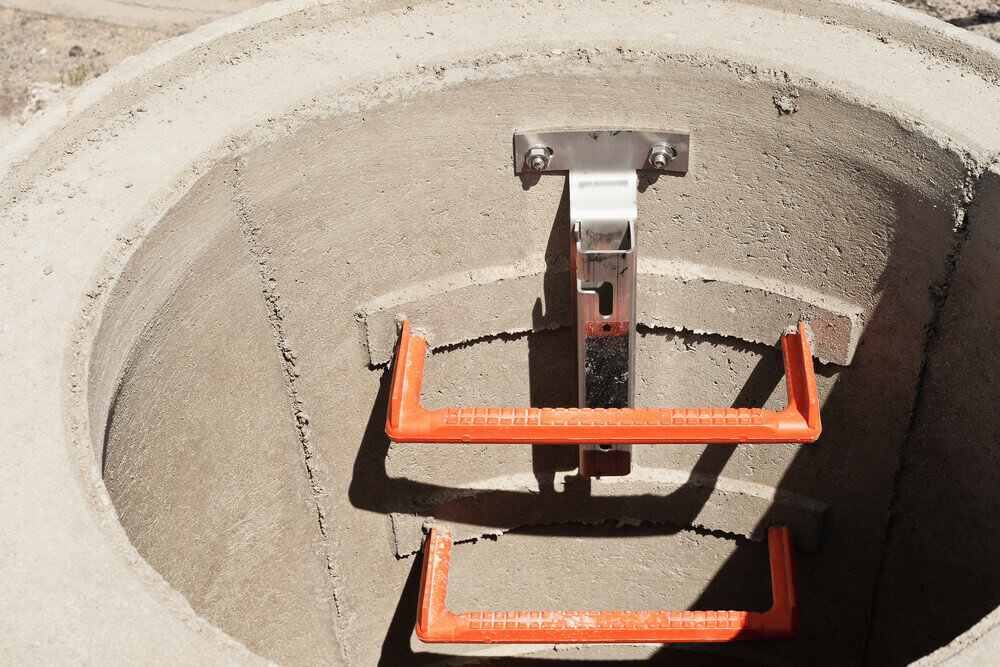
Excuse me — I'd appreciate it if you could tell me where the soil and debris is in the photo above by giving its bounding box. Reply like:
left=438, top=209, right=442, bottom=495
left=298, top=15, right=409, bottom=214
left=0, top=8, right=166, bottom=142
left=897, top=0, right=1000, bottom=38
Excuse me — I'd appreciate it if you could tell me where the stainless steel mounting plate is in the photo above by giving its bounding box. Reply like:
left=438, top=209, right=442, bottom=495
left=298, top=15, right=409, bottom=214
left=513, top=129, right=690, bottom=173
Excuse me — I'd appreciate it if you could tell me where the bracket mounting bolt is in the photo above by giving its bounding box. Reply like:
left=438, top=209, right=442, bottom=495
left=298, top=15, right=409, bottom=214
left=525, top=146, right=551, bottom=172
left=648, top=143, right=677, bottom=169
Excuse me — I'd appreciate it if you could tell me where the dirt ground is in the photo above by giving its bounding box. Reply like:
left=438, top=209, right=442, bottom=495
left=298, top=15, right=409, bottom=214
left=901, top=0, right=1000, bottom=37
left=0, top=9, right=164, bottom=118
left=0, top=1, right=267, bottom=142
left=0, top=8, right=164, bottom=140
left=0, top=0, right=997, bottom=145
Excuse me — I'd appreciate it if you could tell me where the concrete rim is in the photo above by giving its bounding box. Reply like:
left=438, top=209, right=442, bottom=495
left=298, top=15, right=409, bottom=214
left=3, top=0, right=1000, bottom=661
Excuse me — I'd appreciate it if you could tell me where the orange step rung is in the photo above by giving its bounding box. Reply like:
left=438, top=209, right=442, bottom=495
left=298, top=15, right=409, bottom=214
left=385, top=320, right=821, bottom=445
left=416, top=525, right=801, bottom=643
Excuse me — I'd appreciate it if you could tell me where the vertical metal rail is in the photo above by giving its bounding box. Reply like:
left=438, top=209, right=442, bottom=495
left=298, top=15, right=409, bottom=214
left=571, top=170, right=637, bottom=475
left=513, top=129, right=690, bottom=476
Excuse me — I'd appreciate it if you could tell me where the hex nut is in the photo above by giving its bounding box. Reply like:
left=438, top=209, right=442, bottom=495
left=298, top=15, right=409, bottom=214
left=525, top=146, right=551, bottom=172
left=648, top=143, right=677, bottom=169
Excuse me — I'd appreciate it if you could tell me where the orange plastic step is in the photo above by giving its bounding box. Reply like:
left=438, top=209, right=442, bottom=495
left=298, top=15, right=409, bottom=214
left=385, top=320, right=821, bottom=444
left=416, top=525, right=801, bottom=643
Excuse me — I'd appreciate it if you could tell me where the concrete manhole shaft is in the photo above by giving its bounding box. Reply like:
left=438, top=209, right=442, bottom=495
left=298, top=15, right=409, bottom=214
left=3, top=0, right=1000, bottom=664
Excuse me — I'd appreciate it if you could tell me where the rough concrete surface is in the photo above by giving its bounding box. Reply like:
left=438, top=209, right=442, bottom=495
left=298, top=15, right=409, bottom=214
left=1, top=0, right=997, bottom=141
left=99, top=163, right=342, bottom=663
left=865, top=164, right=1000, bottom=664
left=3, top=0, right=1000, bottom=665
left=359, top=257, right=864, bottom=366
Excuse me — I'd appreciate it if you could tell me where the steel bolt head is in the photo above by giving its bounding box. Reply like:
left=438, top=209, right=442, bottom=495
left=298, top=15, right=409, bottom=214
left=649, top=143, right=677, bottom=169
left=525, top=146, right=551, bottom=172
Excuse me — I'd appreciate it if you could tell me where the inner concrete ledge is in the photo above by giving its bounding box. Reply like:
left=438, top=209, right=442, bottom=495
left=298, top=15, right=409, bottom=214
left=388, top=466, right=828, bottom=557
left=359, top=255, right=863, bottom=367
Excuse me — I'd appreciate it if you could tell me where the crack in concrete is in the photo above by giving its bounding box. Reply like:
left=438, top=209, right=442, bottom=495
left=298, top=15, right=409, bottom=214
left=861, top=154, right=995, bottom=665
left=230, top=157, right=350, bottom=664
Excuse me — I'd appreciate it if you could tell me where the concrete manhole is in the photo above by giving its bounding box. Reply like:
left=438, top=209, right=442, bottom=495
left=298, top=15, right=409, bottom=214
left=4, top=0, right=1000, bottom=664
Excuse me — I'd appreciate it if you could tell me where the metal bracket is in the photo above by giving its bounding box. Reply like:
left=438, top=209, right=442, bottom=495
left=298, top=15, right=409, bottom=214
left=513, top=130, right=690, bottom=174
left=514, top=129, right=690, bottom=476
